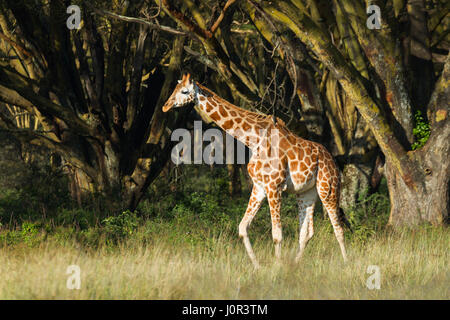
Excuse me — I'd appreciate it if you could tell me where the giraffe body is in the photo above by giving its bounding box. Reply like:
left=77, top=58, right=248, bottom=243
left=163, top=74, right=348, bottom=267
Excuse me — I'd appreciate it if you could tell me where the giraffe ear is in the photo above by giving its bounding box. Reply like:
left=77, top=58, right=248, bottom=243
left=186, top=73, right=191, bottom=83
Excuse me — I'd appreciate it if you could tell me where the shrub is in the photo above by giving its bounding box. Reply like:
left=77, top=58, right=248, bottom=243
left=21, top=221, right=40, bottom=246
left=102, top=210, right=139, bottom=243
left=345, top=187, right=390, bottom=242
left=0, top=221, right=42, bottom=247
left=56, top=208, right=95, bottom=230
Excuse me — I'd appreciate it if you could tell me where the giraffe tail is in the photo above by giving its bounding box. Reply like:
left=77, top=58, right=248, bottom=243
left=338, top=208, right=353, bottom=233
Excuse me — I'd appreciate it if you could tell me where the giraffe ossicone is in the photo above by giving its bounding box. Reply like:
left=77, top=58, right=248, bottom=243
left=162, top=73, right=349, bottom=267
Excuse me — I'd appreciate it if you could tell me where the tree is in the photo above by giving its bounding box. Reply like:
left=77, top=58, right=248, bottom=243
left=1, top=0, right=448, bottom=226
left=244, top=0, right=380, bottom=212
left=159, top=0, right=449, bottom=225
left=0, top=0, right=191, bottom=211
left=157, top=0, right=391, bottom=215
left=256, top=0, right=449, bottom=225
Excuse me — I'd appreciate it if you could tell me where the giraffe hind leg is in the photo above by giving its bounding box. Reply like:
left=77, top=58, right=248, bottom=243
left=316, top=156, right=348, bottom=262
left=318, top=188, right=348, bottom=262
left=295, top=188, right=317, bottom=262
left=324, top=203, right=348, bottom=262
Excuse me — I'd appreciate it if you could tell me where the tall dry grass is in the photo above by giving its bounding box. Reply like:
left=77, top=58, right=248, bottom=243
left=0, top=223, right=448, bottom=299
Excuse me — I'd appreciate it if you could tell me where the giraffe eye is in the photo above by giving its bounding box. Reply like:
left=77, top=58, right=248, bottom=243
left=181, top=89, right=189, bottom=95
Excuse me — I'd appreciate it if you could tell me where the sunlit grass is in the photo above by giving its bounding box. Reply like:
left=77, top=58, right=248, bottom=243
left=0, top=169, right=447, bottom=299
left=0, top=222, right=448, bottom=299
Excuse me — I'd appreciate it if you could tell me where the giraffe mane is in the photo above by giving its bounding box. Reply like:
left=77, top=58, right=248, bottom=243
left=196, top=82, right=287, bottom=128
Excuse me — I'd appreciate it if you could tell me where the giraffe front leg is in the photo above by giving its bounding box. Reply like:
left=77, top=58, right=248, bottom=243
left=266, top=186, right=283, bottom=260
left=239, top=184, right=265, bottom=269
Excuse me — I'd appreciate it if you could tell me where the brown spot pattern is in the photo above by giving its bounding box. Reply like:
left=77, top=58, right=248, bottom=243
left=210, top=111, right=221, bottom=121
left=222, top=120, right=234, bottom=130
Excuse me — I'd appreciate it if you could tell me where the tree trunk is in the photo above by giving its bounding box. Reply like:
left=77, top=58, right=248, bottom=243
left=386, top=110, right=449, bottom=226
left=227, top=164, right=242, bottom=197
left=261, top=0, right=449, bottom=227
left=339, top=117, right=378, bottom=211
left=340, top=163, right=373, bottom=211
left=386, top=161, right=448, bottom=226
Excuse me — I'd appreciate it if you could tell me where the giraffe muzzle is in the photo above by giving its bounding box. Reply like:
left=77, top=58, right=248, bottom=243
left=162, top=103, right=174, bottom=112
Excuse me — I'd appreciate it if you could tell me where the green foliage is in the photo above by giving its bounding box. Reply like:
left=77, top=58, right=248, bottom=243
left=0, top=221, right=42, bottom=247
left=56, top=208, right=96, bottom=230
left=102, top=210, right=139, bottom=243
left=412, top=111, right=431, bottom=150
left=0, top=189, right=22, bottom=221
left=0, top=230, right=22, bottom=246
left=20, top=222, right=40, bottom=246
left=144, top=191, right=235, bottom=247
left=0, top=159, right=393, bottom=250
left=344, top=183, right=390, bottom=243
left=0, top=164, right=72, bottom=224
left=76, top=228, right=104, bottom=248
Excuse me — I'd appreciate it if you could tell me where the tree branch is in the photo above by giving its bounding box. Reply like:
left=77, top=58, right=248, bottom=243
left=162, top=0, right=259, bottom=103
left=0, top=32, right=33, bottom=58
left=161, top=0, right=213, bottom=38
left=261, top=1, right=418, bottom=187
left=0, top=67, right=92, bottom=136
left=427, top=53, right=449, bottom=128
left=0, top=124, right=97, bottom=178
left=338, top=0, right=414, bottom=142
left=88, top=4, right=188, bottom=36
left=183, top=46, right=219, bottom=71
left=210, top=0, right=238, bottom=34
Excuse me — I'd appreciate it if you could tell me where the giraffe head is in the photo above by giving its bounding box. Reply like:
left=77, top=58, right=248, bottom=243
left=162, top=73, right=196, bottom=112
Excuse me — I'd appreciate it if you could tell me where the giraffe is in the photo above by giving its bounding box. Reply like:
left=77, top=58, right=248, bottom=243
left=162, top=73, right=349, bottom=268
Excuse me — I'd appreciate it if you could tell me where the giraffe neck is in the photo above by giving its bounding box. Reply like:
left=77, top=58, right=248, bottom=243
left=194, top=82, right=270, bottom=151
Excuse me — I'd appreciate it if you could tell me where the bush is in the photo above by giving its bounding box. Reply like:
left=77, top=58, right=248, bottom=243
left=345, top=186, right=390, bottom=242
left=20, top=221, right=40, bottom=246
left=56, top=208, right=96, bottom=230
left=0, top=221, right=42, bottom=247
left=102, top=210, right=139, bottom=243
left=0, top=165, right=72, bottom=224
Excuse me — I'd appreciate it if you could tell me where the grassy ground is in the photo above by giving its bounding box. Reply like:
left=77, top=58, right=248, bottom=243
left=0, top=166, right=448, bottom=299
left=0, top=221, right=448, bottom=299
